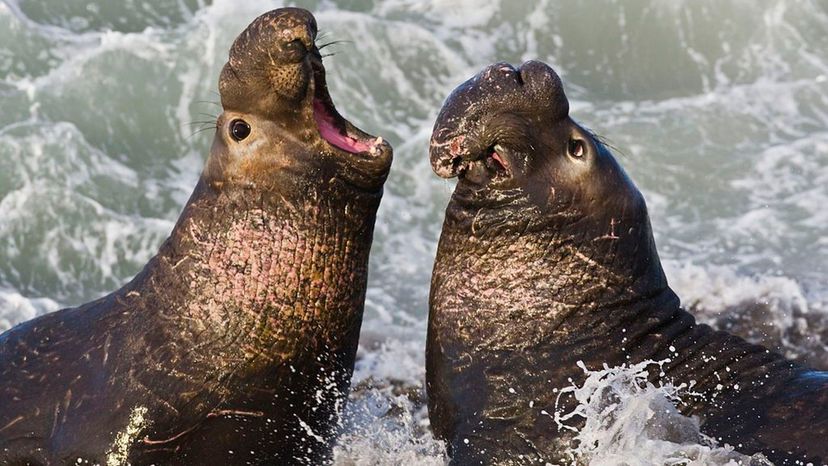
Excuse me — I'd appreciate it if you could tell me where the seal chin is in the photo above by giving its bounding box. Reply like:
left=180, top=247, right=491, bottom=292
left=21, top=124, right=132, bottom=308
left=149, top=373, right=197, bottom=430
left=309, top=56, right=392, bottom=184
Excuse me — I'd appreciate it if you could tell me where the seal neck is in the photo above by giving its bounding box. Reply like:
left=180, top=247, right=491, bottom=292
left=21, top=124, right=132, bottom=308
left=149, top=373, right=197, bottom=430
left=126, top=177, right=378, bottom=374
left=434, top=198, right=671, bottom=323
left=433, top=202, right=798, bottom=382
left=431, top=219, right=800, bottom=422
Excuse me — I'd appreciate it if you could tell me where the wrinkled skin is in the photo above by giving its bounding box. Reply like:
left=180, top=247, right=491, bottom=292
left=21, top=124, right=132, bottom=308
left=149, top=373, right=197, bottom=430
left=426, top=61, right=827, bottom=466
left=0, top=8, right=392, bottom=465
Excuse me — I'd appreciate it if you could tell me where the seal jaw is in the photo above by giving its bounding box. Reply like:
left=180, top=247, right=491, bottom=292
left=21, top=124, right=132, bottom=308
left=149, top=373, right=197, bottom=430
left=429, top=131, right=474, bottom=179
left=308, top=56, right=392, bottom=183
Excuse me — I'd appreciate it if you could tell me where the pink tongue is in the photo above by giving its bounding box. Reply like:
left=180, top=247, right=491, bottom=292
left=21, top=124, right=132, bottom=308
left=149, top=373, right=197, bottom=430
left=313, top=100, right=372, bottom=154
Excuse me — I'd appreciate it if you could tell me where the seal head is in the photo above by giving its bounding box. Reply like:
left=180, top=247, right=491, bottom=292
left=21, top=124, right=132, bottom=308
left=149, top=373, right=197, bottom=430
left=430, top=60, right=664, bottom=296
left=206, top=7, right=392, bottom=192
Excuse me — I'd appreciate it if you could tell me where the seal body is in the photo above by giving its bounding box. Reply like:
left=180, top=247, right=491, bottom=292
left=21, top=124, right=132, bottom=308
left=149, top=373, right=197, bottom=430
left=426, top=61, right=827, bottom=465
left=0, top=8, right=392, bottom=465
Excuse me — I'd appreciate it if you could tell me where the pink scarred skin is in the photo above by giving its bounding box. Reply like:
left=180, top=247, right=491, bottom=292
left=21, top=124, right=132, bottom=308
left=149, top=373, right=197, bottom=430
left=0, top=8, right=391, bottom=465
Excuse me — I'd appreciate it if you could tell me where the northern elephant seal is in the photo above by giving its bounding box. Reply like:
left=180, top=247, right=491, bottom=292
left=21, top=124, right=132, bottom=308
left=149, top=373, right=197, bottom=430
left=0, top=8, right=391, bottom=465
left=426, top=60, right=826, bottom=465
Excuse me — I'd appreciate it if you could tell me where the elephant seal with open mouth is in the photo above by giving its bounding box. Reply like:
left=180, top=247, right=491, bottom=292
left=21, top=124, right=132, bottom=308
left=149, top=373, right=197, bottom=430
left=426, top=60, right=827, bottom=465
left=0, top=8, right=391, bottom=465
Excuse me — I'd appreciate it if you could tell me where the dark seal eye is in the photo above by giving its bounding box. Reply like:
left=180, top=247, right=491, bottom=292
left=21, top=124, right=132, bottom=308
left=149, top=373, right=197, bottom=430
left=568, top=138, right=585, bottom=158
left=230, top=119, right=251, bottom=141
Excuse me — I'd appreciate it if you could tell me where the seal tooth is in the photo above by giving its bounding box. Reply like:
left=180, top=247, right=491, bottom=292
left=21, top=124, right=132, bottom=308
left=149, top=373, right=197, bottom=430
left=369, top=137, right=383, bottom=155
left=367, top=137, right=383, bottom=155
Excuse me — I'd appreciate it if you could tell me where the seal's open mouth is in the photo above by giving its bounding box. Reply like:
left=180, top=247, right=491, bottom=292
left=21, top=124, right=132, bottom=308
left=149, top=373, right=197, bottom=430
left=429, top=133, right=513, bottom=183
left=313, top=99, right=379, bottom=153
left=310, top=58, right=386, bottom=157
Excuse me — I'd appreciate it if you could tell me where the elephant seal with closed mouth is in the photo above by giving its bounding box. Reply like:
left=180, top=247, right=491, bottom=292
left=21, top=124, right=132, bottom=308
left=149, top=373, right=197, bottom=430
left=0, top=8, right=391, bottom=465
left=426, top=60, right=827, bottom=465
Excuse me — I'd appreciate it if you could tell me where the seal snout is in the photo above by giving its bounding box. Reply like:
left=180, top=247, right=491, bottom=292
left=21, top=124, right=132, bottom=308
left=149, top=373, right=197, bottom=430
left=241, top=8, right=317, bottom=65
left=430, top=60, right=569, bottom=180
left=219, top=8, right=322, bottom=112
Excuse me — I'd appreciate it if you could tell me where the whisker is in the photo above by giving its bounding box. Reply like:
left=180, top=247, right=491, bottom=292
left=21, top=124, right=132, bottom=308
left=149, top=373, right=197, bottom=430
left=581, top=126, right=618, bottom=156
left=321, top=52, right=336, bottom=59
left=590, top=131, right=629, bottom=160
left=188, top=126, right=218, bottom=139
left=318, top=40, right=352, bottom=50
left=195, top=100, right=222, bottom=107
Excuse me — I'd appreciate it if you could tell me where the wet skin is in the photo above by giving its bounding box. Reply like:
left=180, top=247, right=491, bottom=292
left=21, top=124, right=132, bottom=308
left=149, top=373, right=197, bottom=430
left=0, top=8, right=392, bottom=465
left=426, top=61, right=827, bottom=465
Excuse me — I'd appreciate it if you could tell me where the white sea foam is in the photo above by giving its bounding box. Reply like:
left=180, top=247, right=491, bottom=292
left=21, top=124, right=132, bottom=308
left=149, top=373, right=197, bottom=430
left=0, top=288, right=59, bottom=333
left=0, top=122, right=173, bottom=303
left=333, top=386, right=446, bottom=466
left=555, top=360, right=773, bottom=466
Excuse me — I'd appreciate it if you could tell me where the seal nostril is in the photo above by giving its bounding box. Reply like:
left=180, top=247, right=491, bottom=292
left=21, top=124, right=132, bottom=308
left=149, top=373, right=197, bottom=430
left=494, top=63, right=523, bottom=85
left=282, top=38, right=308, bottom=61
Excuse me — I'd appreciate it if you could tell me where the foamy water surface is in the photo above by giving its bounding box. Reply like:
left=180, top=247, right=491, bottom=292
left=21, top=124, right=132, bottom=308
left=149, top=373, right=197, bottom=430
left=1, top=0, right=826, bottom=464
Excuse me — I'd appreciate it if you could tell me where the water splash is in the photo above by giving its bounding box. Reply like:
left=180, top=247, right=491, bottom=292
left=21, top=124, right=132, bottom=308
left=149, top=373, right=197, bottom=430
left=333, top=385, right=446, bottom=466
left=554, top=360, right=773, bottom=466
